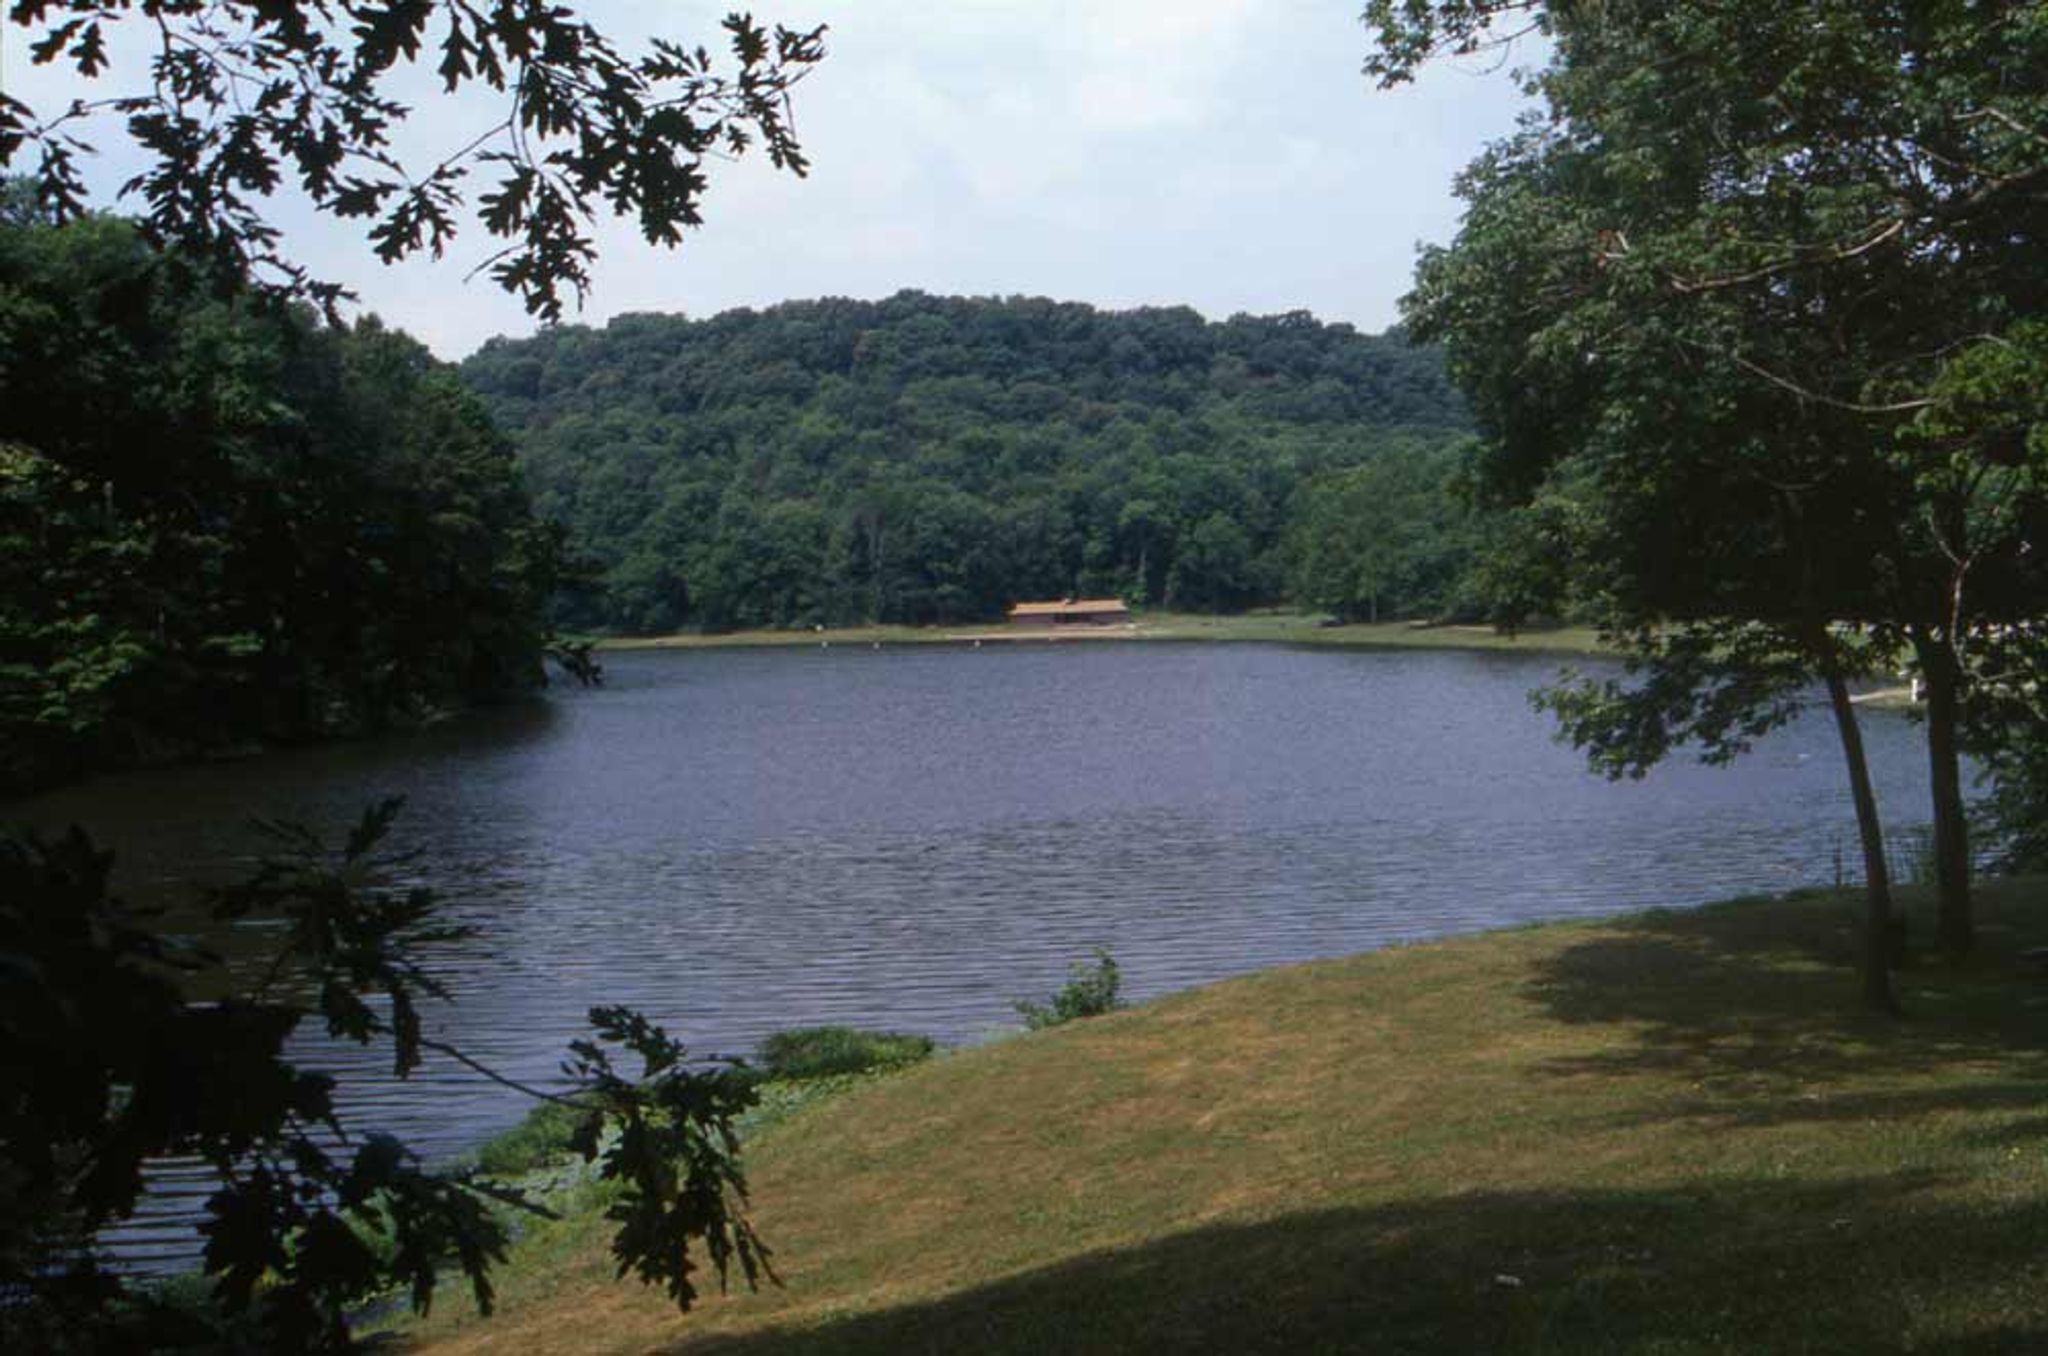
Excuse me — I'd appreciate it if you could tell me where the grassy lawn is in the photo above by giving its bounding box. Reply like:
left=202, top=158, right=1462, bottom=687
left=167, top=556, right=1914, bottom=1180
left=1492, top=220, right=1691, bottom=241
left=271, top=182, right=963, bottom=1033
left=405, top=878, right=2048, bottom=1354
left=598, top=611, right=1608, bottom=659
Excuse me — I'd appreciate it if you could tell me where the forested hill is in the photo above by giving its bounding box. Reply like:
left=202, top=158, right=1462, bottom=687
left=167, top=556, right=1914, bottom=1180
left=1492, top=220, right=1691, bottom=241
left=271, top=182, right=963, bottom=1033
left=459, top=291, right=1475, bottom=633
left=1, top=212, right=561, bottom=795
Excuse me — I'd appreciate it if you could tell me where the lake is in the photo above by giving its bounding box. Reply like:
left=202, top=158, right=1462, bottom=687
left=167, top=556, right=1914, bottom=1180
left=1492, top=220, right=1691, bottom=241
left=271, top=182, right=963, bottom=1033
left=16, top=641, right=1934, bottom=1266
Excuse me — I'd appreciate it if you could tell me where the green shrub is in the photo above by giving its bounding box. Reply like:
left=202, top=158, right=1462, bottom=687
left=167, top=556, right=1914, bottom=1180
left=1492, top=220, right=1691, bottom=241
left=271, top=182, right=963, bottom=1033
left=1015, top=949, right=1125, bottom=1030
left=474, top=1099, right=590, bottom=1177
left=755, top=1026, right=936, bottom=1081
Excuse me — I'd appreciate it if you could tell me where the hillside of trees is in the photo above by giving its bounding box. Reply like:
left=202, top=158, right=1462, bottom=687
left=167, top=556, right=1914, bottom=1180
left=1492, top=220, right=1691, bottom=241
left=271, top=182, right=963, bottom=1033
left=0, top=207, right=562, bottom=794
left=458, top=292, right=1480, bottom=632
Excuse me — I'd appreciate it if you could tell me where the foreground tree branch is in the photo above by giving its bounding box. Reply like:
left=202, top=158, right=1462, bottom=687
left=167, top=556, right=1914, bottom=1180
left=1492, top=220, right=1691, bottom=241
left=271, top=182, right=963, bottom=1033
left=0, top=2, right=828, bottom=319
left=1, top=800, right=772, bottom=1351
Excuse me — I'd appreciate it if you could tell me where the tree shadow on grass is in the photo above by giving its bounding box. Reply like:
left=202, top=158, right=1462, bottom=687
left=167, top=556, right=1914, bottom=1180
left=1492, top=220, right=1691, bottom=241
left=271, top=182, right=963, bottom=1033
left=675, top=1173, right=2048, bottom=1355
left=1516, top=888, right=2048, bottom=1111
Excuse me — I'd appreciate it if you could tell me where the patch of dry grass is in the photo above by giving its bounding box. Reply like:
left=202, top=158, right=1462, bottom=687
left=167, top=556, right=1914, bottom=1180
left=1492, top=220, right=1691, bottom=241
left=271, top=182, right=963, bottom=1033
left=404, top=879, right=2048, bottom=1354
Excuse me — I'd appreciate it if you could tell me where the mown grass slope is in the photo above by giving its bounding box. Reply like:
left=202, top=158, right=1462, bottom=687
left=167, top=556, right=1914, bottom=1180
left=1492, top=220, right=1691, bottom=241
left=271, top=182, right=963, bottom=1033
left=410, top=880, right=2048, bottom=1354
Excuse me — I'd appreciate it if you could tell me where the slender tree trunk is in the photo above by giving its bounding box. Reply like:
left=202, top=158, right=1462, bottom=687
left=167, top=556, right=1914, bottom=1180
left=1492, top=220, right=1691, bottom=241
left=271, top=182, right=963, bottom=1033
left=1815, top=640, right=1901, bottom=1014
left=1909, top=626, right=1973, bottom=957
left=1783, top=488, right=1899, bottom=1012
left=866, top=518, right=885, bottom=623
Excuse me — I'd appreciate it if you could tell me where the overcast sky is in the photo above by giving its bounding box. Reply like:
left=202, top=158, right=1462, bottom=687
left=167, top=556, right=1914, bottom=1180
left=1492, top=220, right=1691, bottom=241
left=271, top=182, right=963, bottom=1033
left=4, top=1, right=1536, bottom=359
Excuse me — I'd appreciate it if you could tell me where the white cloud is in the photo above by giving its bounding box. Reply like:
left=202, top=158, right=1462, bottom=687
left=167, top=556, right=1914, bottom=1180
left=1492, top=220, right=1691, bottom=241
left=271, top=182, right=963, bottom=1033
left=1061, top=0, right=1257, bottom=131
left=2, top=1, right=1539, bottom=355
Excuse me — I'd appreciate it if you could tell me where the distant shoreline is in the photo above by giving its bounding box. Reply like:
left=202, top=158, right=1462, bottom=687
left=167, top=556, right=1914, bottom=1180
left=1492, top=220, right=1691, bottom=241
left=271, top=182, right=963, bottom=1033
left=596, top=618, right=1924, bottom=709
left=595, top=612, right=1610, bottom=659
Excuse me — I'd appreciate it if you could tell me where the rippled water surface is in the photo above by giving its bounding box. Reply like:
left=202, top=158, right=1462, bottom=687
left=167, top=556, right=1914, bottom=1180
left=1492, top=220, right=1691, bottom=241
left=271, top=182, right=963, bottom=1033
left=19, top=642, right=1931, bottom=1265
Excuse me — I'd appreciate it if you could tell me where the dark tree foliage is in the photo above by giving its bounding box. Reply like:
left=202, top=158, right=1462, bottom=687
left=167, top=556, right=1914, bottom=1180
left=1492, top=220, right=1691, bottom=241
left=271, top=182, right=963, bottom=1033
left=1972, top=624, right=2048, bottom=873
left=1378, top=0, right=2048, bottom=1002
left=458, top=293, right=1476, bottom=632
left=0, top=2, right=826, bottom=319
left=0, top=801, right=769, bottom=1352
left=1914, top=322, right=2048, bottom=876
left=5, top=6, right=817, bottom=1347
left=0, top=208, right=561, bottom=793
left=1361, top=0, right=1548, bottom=89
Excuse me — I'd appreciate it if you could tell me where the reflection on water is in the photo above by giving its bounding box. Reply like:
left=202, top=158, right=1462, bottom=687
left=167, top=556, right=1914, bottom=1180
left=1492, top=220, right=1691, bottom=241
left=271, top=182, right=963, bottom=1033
left=15, top=643, right=1932, bottom=1268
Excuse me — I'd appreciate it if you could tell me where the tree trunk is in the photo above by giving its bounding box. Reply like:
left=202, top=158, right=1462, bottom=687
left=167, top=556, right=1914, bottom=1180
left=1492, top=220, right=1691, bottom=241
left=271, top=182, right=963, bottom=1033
left=1909, top=626, right=1973, bottom=956
left=1817, top=646, right=1901, bottom=1014
left=866, top=518, right=885, bottom=623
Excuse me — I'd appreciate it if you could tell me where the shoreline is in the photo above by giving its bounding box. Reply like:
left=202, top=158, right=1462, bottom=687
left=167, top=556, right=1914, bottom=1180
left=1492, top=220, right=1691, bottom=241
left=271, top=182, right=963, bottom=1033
left=596, top=612, right=1610, bottom=659
left=597, top=618, right=1924, bottom=711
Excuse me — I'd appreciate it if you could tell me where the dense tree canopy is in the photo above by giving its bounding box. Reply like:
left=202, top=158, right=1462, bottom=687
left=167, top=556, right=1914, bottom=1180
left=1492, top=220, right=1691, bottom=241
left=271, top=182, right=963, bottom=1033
left=1291, top=434, right=1482, bottom=624
left=460, top=292, right=1477, bottom=633
left=0, top=205, right=562, bottom=793
left=1378, top=0, right=2048, bottom=1004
